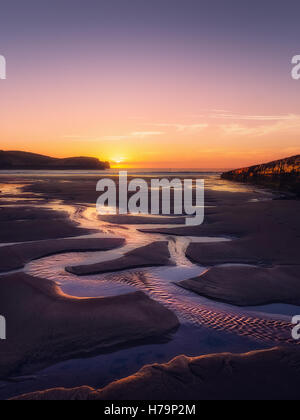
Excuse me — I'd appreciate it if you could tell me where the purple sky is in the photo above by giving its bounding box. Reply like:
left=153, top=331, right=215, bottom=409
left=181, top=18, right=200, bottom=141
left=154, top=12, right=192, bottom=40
left=0, top=0, right=299, bottom=167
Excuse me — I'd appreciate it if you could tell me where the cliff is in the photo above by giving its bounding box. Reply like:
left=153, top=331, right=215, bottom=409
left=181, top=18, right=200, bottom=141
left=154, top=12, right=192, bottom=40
left=222, top=155, right=300, bottom=195
left=0, top=151, right=110, bottom=170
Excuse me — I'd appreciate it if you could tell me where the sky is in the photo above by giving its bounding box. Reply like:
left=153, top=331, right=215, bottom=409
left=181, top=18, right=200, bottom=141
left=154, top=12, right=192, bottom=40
left=0, top=0, right=300, bottom=169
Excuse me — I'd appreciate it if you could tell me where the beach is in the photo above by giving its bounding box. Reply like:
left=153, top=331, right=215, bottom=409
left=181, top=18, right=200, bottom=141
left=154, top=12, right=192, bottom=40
left=13, top=347, right=300, bottom=401
left=2, top=0, right=300, bottom=403
left=0, top=170, right=299, bottom=400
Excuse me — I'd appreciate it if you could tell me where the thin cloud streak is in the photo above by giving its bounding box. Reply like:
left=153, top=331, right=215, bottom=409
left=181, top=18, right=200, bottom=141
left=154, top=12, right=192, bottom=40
left=220, top=117, right=300, bottom=136
left=64, top=131, right=165, bottom=142
left=210, top=112, right=300, bottom=121
left=153, top=123, right=208, bottom=132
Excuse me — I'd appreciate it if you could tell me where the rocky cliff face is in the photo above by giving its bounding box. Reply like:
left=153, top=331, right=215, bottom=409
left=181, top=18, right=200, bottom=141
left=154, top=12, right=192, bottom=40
left=0, top=151, right=110, bottom=170
left=222, top=155, right=300, bottom=196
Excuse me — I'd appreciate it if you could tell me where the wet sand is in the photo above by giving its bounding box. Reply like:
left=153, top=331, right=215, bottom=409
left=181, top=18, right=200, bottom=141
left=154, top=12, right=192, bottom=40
left=143, top=199, right=300, bottom=307
left=99, top=214, right=186, bottom=225
left=179, top=265, right=300, bottom=306
left=0, top=272, right=179, bottom=378
left=13, top=347, right=300, bottom=400
left=0, top=206, right=96, bottom=243
left=66, top=241, right=174, bottom=276
left=0, top=238, right=125, bottom=273
left=0, top=173, right=299, bottom=400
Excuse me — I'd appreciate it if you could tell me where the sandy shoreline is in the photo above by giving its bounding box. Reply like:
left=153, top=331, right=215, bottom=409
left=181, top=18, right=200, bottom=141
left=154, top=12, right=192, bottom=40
left=12, top=347, right=300, bottom=400
left=0, top=173, right=299, bottom=400
left=0, top=272, right=179, bottom=378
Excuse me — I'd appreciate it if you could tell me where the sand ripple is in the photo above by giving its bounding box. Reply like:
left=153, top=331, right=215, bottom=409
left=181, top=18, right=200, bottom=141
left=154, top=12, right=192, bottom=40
left=24, top=202, right=297, bottom=347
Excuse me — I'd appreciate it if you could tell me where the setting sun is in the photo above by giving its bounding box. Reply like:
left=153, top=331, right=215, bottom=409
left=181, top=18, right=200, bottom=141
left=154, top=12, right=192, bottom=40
left=110, top=157, right=128, bottom=168
left=113, top=158, right=125, bottom=164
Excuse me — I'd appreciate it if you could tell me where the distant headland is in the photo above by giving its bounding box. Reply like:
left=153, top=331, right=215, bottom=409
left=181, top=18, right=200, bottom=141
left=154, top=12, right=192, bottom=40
left=222, top=155, right=300, bottom=196
left=0, top=151, right=110, bottom=170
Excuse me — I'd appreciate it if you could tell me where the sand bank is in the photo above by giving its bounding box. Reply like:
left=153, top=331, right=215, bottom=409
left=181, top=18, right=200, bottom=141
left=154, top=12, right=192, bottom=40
left=0, top=206, right=96, bottom=243
left=12, top=347, right=300, bottom=400
left=99, top=214, right=186, bottom=225
left=179, top=265, right=300, bottom=306
left=66, top=241, right=173, bottom=276
left=144, top=200, right=300, bottom=306
left=0, top=238, right=125, bottom=273
left=0, top=272, right=179, bottom=378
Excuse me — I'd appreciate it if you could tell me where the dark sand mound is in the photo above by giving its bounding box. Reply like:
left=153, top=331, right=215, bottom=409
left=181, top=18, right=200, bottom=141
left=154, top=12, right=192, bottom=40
left=182, top=201, right=300, bottom=306
left=0, top=238, right=125, bottom=273
left=99, top=214, right=185, bottom=225
left=141, top=201, right=300, bottom=266
left=13, top=347, right=300, bottom=400
left=141, top=199, right=300, bottom=241
left=0, top=273, right=179, bottom=378
left=0, top=206, right=96, bottom=243
left=179, top=265, right=300, bottom=306
left=66, top=241, right=173, bottom=276
left=21, top=178, right=105, bottom=204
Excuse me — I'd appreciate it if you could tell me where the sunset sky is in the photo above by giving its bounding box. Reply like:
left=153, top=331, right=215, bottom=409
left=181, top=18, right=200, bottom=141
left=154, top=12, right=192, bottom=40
left=0, top=0, right=300, bottom=168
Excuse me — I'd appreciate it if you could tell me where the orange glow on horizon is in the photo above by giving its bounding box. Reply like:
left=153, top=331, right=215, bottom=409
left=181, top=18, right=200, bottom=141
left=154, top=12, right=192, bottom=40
left=1, top=8, right=300, bottom=171
left=1, top=57, right=300, bottom=169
